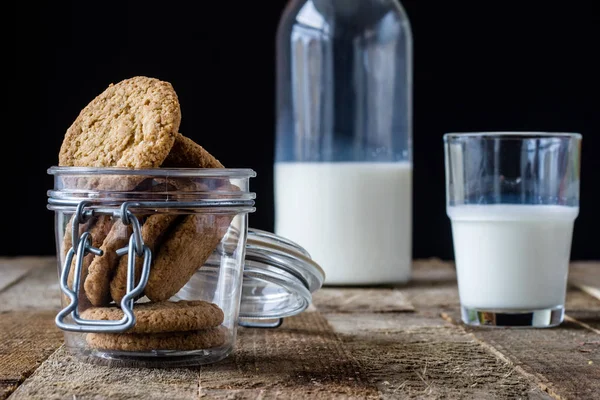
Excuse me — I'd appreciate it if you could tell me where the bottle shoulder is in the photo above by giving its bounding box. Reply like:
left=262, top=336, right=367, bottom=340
left=279, top=0, right=411, bottom=20
left=277, top=0, right=411, bottom=38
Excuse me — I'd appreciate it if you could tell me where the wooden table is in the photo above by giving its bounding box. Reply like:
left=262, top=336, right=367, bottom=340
left=0, top=257, right=598, bottom=399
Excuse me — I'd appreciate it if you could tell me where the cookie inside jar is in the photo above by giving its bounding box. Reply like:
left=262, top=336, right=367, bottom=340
left=53, top=168, right=254, bottom=366
left=50, top=76, right=255, bottom=366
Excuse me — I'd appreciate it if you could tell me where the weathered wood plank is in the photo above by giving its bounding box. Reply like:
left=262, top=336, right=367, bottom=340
left=565, top=286, right=600, bottom=332
left=313, top=288, right=414, bottom=313
left=566, top=312, right=600, bottom=333
left=411, top=258, right=457, bottom=284
left=0, top=257, right=53, bottom=294
left=390, top=262, right=600, bottom=399
left=200, top=312, right=378, bottom=399
left=10, top=312, right=379, bottom=400
left=324, top=312, right=552, bottom=399
left=0, top=311, right=63, bottom=400
left=402, top=259, right=460, bottom=315
left=0, top=385, right=16, bottom=400
left=0, top=263, right=61, bottom=312
left=9, top=346, right=201, bottom=400
left=310, top=259, right=458, bottom=314
left=5, top=258, right=600, bottom=400
left=569, top=262, right=600, bottom=302
left=404, top=263, right=600, bottom=399
left=565, top=287, right=600, bottom=311
left=441, top=310, right=600, bottom=400
left=0, top=267, right=31, bottom=295
left=0, top=260, right=64, bottom=398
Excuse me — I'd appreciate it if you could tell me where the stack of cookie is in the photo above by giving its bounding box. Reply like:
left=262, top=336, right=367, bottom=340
left=59, top=76, right=230, bottom=351
left=82, top=300, right=226, bottom=351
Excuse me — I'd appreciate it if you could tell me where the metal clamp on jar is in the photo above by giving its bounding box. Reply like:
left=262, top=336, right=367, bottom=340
left=47, top=167, right=324, bottom=367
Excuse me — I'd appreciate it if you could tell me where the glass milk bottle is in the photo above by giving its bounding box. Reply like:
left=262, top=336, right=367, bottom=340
left=274, top=0, right=413, bottom=285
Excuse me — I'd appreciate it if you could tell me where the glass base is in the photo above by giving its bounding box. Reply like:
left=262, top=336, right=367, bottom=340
left=62, top=328, right=235, bottom=367
left=461, top=306, right=564, bottom=328
left=64, top=343, right=233, bottom=368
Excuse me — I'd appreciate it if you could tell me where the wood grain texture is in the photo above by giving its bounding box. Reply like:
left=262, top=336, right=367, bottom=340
left=313, top=288, right=414, bottom=313
left=0, top=311, right=63, bottom=400
left=9, top=346, right=201, bottom=400
left=569, top=262, right=600, bottom=302
left=11, top=313, right=379, bottom=400
left=0, top=257, right=52, bottom=293
left=200, top=312, right=378, bottom=399
left=442, top=309, right=600, bottom=400
left=0, top=258, right=64, bottom=399
left=325, top=312, right=552, bottom=399
left=565, top=286, right=600, bottom=333
left=0, top=264, right=61, bottom=312
left=1, top=257, right=599, bottom=399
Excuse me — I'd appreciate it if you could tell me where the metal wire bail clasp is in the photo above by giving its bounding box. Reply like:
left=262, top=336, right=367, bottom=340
left=55, top=201, right=152, bottom=333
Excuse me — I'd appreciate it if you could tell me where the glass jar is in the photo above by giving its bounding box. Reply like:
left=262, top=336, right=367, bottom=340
left=47, top=166, right=324, bottom=367
left=274, top=0, right=413, bottom=285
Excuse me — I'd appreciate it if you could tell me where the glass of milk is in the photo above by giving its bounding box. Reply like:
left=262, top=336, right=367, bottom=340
left=444, top=132, right=581, bottom=328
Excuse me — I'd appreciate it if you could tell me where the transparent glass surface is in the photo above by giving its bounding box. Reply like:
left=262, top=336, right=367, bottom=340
left=48, top=168, right=255, bottom=367
left=274, top=0, right=413, bottom=285
left=276, top=0, right=412, bottom=163
left=444, top=132, right=582, bottom=328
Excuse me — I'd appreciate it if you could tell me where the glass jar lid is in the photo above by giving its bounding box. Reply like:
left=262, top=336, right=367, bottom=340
left=175, top=228, right=325, bottom=328
left=239, top=229, right=324, bottom=327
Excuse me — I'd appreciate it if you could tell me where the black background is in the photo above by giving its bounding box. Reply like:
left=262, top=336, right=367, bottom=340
left=5, top=1, right=599, bottom=260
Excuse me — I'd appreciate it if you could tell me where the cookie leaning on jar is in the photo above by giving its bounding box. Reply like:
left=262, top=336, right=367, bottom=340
left=57, top=76, right=233, bottom=350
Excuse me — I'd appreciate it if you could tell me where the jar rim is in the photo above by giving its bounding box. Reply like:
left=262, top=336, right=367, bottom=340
left=443, top=132, right=582, bottom=141
left=47, top=165, right=257, bottom=211
left=47, top=166, right=257, bottom=178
